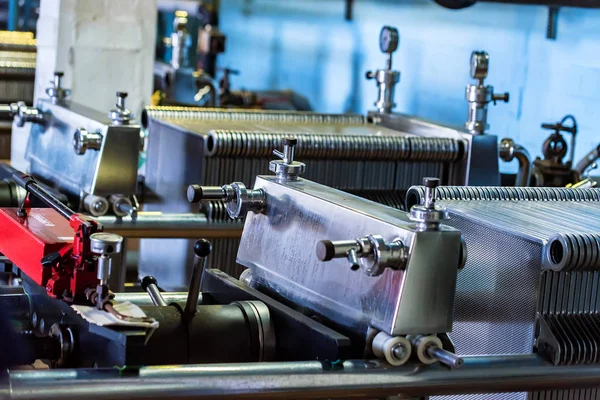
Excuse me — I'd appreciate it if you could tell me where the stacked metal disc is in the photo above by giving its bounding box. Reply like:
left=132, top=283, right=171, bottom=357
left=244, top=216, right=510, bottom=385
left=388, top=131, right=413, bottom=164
left=408, top=184, right=600, bottom=400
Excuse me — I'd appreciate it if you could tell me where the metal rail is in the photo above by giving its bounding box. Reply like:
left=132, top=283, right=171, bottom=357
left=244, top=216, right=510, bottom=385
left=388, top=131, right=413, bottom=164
left=2, top=355, right=600, bottom=399
left=95, top=213, right=242, bottom=239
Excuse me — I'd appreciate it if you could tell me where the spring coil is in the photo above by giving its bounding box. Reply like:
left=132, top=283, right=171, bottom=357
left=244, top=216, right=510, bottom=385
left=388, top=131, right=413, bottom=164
left=204, top=130, right=464, bottom=162
left=142, top=106, right=367, bottom=129
left=406, top=185, right=600, bottom=208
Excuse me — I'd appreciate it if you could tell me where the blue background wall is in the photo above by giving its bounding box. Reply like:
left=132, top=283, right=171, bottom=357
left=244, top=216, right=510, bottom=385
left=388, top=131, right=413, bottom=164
left=218, top=0, right=600, bottom=172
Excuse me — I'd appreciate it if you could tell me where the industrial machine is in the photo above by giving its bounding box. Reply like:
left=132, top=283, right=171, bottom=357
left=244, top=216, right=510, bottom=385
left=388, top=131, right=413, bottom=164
left=2, top=139, right=600, bottom=399
left=0, top=30, right=36, bottom=159
left=154, top=2, right=311, bottom=110
left=5, top=72, right=141, bottom=218
left=140, top=105, right=474, bottom=289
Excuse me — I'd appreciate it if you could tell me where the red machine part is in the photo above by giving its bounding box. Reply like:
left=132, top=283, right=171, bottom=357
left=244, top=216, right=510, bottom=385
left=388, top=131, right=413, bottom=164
left=0, top=207, right=102, bottom=299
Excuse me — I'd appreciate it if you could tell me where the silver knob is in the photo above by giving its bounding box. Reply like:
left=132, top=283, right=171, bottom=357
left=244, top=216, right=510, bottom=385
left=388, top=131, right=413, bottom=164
left=108, top=91, right=133, bottom=125
left=269, top=137, right=306, bottom=181
left=45, top=71, right=71, bottom=104
left=187, top=182, right=265, bottom=219
left=73, top=128, right=103, bottom=155
left=409, top=177, right=448, bottom=231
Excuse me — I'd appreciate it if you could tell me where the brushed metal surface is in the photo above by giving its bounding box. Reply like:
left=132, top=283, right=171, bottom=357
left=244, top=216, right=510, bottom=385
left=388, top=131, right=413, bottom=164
left=26, top=100, right=140, bottom=197
left=236, top=175, right=462, bottom=336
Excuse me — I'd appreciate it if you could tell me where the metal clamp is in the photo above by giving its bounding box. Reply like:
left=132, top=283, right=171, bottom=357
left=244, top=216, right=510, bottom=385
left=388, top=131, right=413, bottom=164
left=73, top=128, right=103, bottom=155
left=188, top=182, right=266, bottom=219
left=409, top=177, right=448, bottom=231
left=465, top=51, right=509, bottom=134
left=108, top=92, right=133, bottom=125
left=45, top=71, right=71, bottom=104
left=316, top=234, right=407, bottom=277
left=269, top=137, right=306, bottom=181
left=366, top=26, right=400, bottom=114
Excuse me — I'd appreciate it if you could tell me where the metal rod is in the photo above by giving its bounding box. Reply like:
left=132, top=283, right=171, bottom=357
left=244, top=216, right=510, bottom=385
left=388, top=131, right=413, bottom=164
left=427, top=346, right=464, bottom=369
left=95, top=213, right=242, bottom=239
left=140, top=276, right=168, bottom=307
left=7, top=0, right=18, bottom=31
left=12, top=172, right=74, bottom=220
left=4, top=356, right=600, bottom=399
left=112, top=292, right=202, bottom=306
left=184, top=239, right=211, bottom=320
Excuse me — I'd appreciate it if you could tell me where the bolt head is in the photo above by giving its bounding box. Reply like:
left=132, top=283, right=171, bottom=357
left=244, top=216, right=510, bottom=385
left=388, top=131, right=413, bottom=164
left=423, top=177, right=440, bottom=188
left=283, top=137, right=297, bottom=146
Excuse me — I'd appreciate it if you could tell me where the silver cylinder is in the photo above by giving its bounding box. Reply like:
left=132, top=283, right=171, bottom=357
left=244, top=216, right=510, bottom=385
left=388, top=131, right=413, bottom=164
left=4, top=355, right=600, bottom=399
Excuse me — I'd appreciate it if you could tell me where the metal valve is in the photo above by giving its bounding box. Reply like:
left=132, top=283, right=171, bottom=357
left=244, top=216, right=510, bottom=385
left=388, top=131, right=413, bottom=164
left=89, top=232, right=123, bottom=309
left=45, top=71, right=71, bottom=104
left=366, top=26, right=400, bottom=114
left=108, top=91, right=133, bottom=125
left=269, top=137, right=306, bottom=181
left=465, top=51, right=509, bottom=135
left=409, top=177, right=449, bottom=231
left=316, top=234, right=407, bottom=277
left=73, top=128, right=103, bottom=155
left=187, top=182, right=266, bottom=219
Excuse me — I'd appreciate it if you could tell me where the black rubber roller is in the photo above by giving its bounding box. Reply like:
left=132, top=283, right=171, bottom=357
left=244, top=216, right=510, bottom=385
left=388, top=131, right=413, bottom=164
left=194, top=239, right=212, bottom=258
left=316, top=240, right=335, bottom=261
left=140, top=275, right=158, bottom=291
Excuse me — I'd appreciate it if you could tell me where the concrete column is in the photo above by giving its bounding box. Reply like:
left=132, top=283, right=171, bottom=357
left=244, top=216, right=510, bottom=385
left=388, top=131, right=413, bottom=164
left=11, top=0, right=157, bottom=170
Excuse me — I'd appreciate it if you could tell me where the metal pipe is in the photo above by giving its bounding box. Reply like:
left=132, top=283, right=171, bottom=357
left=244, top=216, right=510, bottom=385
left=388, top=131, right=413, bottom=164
left=112, top=292, right=202, bottom=306
left=95, top=213, right=242, bottom=239
left=8, top=0, right=18, bottom=31
left=575, top=142, right=600, bottom=175
left=4, top=356, right=600, bottom=399
left=499, top=138, right=531, bottom=187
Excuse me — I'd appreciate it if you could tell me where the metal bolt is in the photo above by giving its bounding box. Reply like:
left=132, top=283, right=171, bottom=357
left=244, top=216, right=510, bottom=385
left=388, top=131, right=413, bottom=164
left=53, top=72, right=63, bottom=88
left=423, top=177, right=439, bottom=209
left=116, top=92, right=128, bottom=109
left=392, top=343, right=408, bottom=361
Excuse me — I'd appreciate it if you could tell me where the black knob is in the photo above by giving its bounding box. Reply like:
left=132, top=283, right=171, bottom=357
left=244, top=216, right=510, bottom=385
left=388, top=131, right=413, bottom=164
left=194, top=239, right=212, bottom=258
left=116, top=92, right=128, bottom=98
left=187, top=184, right=202, bottom=203
left=365, top=71, right=374, bottom=80
left=54, top=71, right=64, bottom=77
left=423, top=177, right=440, bottom=188
left=283, top=137, right=297, bottom=146
left=140, top=275, right=158, bottom=291
left=316, top=240, right=335, bottom=262
left=41, top=252, right=62, bottom=269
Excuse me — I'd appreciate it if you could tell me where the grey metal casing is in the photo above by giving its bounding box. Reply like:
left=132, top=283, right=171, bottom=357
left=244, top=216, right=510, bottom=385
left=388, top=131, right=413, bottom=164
left=236, top=175, right=462, bottom=336
left=373, top=112, right=500, bottom=186
left=25, top=99, right=140, bottom=197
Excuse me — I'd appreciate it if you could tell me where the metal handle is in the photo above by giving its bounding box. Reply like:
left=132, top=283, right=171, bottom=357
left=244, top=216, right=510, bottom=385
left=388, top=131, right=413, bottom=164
left=187, top=182, right=265, bottom=219
left=140, top=276, right=167, bottom=307
left=184, top=239, right=212, bottom=321
left=12, top=171, right=75, bottom=220
left=316, top=234, right=407, bottom=277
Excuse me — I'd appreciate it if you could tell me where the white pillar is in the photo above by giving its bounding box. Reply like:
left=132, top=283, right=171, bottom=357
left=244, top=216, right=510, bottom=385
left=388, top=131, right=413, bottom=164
left=11, top=0, right=157, bottom=170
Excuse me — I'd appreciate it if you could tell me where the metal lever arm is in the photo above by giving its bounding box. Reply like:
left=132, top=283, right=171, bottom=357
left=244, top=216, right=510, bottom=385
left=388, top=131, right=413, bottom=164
left=141, top=276, right=168, bottom=307
left=183, top=239, right=212, bottom=322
